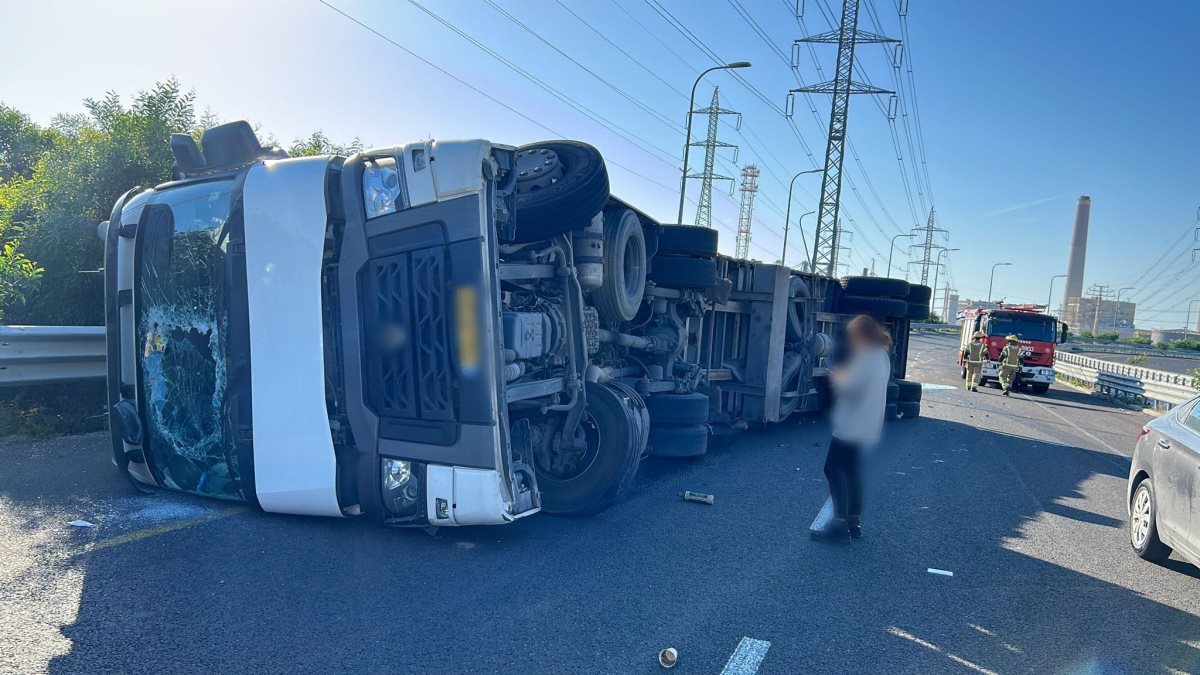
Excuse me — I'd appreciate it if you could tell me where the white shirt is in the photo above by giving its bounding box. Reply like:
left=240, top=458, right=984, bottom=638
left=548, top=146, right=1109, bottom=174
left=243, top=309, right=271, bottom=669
left=830, top=346, right=893, bottom=446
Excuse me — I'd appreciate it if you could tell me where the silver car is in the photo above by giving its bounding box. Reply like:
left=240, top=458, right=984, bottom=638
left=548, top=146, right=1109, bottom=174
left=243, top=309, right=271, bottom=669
left=1128, top=393, right=1200, bottom=567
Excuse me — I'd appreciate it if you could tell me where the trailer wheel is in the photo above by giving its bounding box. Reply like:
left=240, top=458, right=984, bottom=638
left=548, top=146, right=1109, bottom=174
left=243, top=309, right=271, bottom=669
left=839, top=276, right=911, bottom=299
left=647, top=424, right=709, bottom=458
left=893, top=378, right=923, bottom=402
left=592, top=209, right=647, bottom=323
left=779, top=351, right=808, bottom=418
left=786, top=276, right=814, bottom=343
left=647, top=392, right=709, bottom=425
left=907, top=283, right=933, bottom=304
left=884, top=402, right=898, bottom=420
left=837, top=294, right=908, bottom=319
left=512, top=141, right=610, bottom=243
left=896, top=400, right=921, bottom=418
left=649, top=255, right=718, bottom=289
left=886, top=381, right=900, bottom=402
left=906, top=301, right=932, bottom=320
left=535, top=382, right=643, bottom=516
left=656, top=224, right=718, bottom=258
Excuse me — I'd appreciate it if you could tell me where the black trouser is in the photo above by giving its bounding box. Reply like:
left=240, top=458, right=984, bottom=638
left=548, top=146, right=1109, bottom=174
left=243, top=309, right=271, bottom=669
left=824, top=437, right=863, bottom=519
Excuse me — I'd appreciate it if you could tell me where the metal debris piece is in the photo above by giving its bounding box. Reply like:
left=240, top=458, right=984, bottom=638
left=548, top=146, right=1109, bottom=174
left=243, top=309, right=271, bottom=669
left=658, top=647, right=678, bottom=668
left=681, top=491, right=714, bottom=505
left=68, top=520, right=95, bottom=528
left=927, top=568, right=954, bottom=577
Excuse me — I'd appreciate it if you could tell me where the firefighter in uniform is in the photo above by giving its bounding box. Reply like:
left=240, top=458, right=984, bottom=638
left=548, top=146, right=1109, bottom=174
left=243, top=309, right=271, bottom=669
left=998, top=334, right=1023, bottom=396
left=962, top=330, right=986, bottom=392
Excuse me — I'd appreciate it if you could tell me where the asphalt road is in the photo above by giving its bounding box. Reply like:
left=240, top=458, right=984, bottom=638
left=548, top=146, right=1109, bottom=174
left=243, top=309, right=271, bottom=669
left=2, top=333, right=1198, bottom=674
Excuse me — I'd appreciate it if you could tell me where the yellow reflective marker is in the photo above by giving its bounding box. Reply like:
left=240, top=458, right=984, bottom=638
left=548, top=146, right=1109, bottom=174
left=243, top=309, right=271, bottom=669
left=455, top=285, right=481, bottom=373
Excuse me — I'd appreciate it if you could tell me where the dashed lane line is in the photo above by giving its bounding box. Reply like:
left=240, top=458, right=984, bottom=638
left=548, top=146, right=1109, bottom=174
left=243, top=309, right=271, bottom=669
left=718, top=637, right=771, bottom=675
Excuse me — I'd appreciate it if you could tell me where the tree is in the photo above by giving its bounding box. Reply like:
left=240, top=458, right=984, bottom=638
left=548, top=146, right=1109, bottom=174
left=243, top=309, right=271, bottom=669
left=286, top=131, right=362, bottom=158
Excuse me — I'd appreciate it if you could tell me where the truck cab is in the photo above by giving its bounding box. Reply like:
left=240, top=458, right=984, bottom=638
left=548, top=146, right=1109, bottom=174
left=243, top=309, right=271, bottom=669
left=958, top=306, right=1067, bottom=394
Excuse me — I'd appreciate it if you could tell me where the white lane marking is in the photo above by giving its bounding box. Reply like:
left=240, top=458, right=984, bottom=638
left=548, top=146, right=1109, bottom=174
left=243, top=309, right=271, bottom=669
left=719, top=637, right=771, bottom=675
left=920, top=383, right=957, bottom=391
left=1019, top=392, right=1126, bottom=456
left=926, top=568, right=954, bottom=577
left=886, top=627, right=998, bottom=675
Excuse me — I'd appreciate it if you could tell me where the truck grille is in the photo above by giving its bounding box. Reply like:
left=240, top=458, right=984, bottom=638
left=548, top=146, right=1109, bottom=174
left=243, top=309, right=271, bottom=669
left=364, top=248, right=455, bottom=423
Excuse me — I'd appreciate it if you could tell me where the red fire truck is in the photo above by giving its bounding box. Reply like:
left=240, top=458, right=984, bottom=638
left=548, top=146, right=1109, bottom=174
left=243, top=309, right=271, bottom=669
left=957, top=305, right=1068, bottom=394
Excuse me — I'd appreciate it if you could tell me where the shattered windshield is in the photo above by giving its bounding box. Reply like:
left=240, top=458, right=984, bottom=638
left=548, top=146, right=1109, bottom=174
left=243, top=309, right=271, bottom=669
left=137, top=179, right=240, bottom=500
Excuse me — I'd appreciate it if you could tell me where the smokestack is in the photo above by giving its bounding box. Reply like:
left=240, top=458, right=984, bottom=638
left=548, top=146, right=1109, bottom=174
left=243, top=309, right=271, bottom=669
left=1063, top=195, right=1090, bottom=309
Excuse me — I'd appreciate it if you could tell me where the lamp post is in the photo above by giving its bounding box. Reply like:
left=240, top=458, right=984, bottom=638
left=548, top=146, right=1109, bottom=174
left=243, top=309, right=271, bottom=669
left=782, top=208, right=816, bottom=267
left=887, top=234, right=917, bottom=279
left=1186, top=299, right=1200, bottom=331
left=988, top=262, right=1012, bottom=304
left=1113, top=287, right=1136, bottom=333
left=931, top=247, right=959, bottom=318
left=676, top=61, right=752, bottom=224
left=1046, top=274, right=1067, bottom=314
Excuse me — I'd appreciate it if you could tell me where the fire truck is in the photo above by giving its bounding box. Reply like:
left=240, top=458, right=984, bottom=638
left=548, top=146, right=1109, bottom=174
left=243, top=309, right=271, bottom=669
left=957, top=305, right=1068, bottom=394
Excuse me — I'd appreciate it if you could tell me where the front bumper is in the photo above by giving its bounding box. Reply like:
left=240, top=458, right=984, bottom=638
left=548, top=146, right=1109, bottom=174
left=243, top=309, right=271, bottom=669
left=981, top=362, right=1055, bottom=384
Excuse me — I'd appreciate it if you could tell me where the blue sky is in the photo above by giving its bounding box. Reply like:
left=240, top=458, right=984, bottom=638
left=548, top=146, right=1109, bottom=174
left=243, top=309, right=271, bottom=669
left=6, top=0, right=1199, bottom=328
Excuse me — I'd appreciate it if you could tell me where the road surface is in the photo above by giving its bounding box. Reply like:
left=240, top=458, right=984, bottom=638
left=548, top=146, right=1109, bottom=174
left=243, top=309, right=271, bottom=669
left=2, top=333, right=1197, bottom=674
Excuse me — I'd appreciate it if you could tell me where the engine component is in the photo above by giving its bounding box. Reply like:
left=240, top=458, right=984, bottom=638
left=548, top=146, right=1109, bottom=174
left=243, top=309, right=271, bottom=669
left=581, top=306, right=600, bottom=354
left=573, top=213, right=604, bottom=292
left=811, top=332, right=834, bottom=358
left=592, top=208, right=647, bottom=323
left=501, top=308, right=565, bottom=361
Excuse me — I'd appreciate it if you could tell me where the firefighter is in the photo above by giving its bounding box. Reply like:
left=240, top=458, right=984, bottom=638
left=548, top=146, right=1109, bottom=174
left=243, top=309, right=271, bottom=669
left=998, top=334, right=1023, bottom=396
left=962, top=330, right=986, bottom=392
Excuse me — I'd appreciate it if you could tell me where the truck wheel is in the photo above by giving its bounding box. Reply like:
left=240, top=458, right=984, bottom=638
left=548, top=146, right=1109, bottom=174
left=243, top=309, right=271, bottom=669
left=839, top=276, right=911, bottom=299
left=884, top=402, right=898, bottom=420
left=512, top=141, right=610, bottom=243
left=837, top=294, right=908, bottom=319
left=906, top=302, right=932, bottom=320
left=779, top=351, right=807, bottom=418
left=1031, top=383, right=1050, bottom=394
left=649, top=255, right=718, bottom=289
left=786, top=276, right=814, bottom=343
left=893, top=378, right=922, bottom=402
left=647, top=392, right=709, bottom=425
left=1130, top=480, right=1172, bottom=562
left=535, top=382, right=643, bottom=516
left=591, top=209, right=647, bottom=323
left=896, top=400, right=921, bottom=418
left=907, top=283, right=933, bottom=304
left=886, top=381, right=900, bottom=402
left=648, top=424, right=708, bottom=458
left=656, top=225, right=718, bottom=258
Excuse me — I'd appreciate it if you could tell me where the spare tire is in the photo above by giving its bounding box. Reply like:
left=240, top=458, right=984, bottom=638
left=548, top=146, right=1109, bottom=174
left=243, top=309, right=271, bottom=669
left=837, top=294, right=908, bottom=318
left=591, top=209, right=646, bottom=323
left=648, top=424, right=709, bottom=458
left=839, top=276, right=911, bottom=299
left=908, top=284, right=933, bottom=304
left=512, top=141, right=610, bottom=243
left=646, top=392, right=709, bottom=426
left=649, top=255, right=717, bottom=289
left=656, top=225, right=718, bottom=258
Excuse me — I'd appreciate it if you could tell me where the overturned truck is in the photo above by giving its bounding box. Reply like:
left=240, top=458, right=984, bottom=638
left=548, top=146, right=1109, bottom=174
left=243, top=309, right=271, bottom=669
left=100, top=122, right=928, bottom=527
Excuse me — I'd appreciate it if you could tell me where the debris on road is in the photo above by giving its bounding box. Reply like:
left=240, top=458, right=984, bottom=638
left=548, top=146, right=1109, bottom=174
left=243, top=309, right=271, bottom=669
left=927, top=568, right=954, bottom=577
left=67, top=520, right=95, bottom=528
left=658, top=647, right=678, bottom=668
left=681, top=491, right=714, bottom=505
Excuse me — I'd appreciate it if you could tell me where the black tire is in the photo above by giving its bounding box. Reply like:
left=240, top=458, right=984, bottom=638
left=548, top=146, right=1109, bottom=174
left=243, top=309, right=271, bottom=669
left=906, top=302, right=932, bottom=320
left=779, top=352, right=808, bottom=418
left=1130, top=480, right=1173, bottom=562
left=646, top=392, right=709, bottom=426
left=896, top=400, right=921, bottom=418
left=907, top=284, right=933, bottom=304
left=535, top=382, right=642, bottom=516
left=649, top=255, right=718, bottom=289
left=839, top=276, right=911, bottom=299
left=591, top=209, right=647, bottom=323
left=786, top=276, right=813, bottom=343
left=837, top=294, right=908, bottom=319
left=512, top=141, right=610, bottom=243
left=648, top=424, right=709, bottom=458
left=886, top=381, right=900, bottom=402
left=893, top=378, right=922, bottom=402
left=656, top=224, right=718, bottom=258
left=1030, top=383, right=1050, bottom=395
left=884, top=402, right=898, bottom=420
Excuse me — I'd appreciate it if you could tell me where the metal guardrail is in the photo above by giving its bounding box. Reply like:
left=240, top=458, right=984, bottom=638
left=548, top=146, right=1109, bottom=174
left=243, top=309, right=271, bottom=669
left=910, top=322, right=958, bottom=333
left=1055, top=352, right=1198, bottom=410
left=0, top=326, right=106, bottom=387
left=1061, top=341, right=1200, bottom=360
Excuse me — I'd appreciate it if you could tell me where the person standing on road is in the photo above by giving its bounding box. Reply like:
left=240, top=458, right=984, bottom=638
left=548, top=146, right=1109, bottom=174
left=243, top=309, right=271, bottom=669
left=963, top=330, right=986, bottom=392
left=811, top=315, right=893, bottom=543
left=998, top=334, right=1023, bottom=397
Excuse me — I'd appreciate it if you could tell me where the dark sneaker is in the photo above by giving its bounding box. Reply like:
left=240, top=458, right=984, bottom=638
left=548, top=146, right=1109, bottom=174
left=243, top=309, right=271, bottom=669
left=847, top=516, right=862, bottom=540
left=810, top=518, right=850, bottom=543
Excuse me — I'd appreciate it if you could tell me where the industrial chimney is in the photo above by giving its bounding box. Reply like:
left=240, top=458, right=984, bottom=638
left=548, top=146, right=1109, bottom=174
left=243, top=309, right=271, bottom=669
left=1062, top=195, right=1090, bottom=311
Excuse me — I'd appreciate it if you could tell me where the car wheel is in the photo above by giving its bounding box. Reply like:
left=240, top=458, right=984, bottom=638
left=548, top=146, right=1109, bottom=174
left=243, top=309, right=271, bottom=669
left=1130, top=481, right=1173, bottom=562
left=512, top=141, right=610, bottom=243
left=591, top=208, right=647, bottom=323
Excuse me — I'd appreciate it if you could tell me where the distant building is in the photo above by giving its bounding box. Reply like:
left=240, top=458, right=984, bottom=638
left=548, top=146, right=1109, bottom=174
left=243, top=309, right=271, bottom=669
left=1061, top=297, right=1137, bottom=338
left=1150, top=328, right=1200, bottom=344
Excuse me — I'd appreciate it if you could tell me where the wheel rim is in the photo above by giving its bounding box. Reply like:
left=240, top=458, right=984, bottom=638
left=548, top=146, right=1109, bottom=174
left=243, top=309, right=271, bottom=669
left=622, top=235, right=644, bottom=297
left=515, top=148, right=566, bottom=191
left=537, top=413, right=602, bottom=482
left=1131, top=486, right=1152, bottom=548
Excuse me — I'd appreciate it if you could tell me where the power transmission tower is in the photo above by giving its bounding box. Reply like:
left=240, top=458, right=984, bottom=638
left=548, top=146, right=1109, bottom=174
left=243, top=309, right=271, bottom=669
left=913, top=208, right=947, bottom=285
left=735, top=164, right=760, bottom=259
left=1088, top=284, right=1113, bottom=334
left=688, top=87, right=739, bottom=228
left=792, top=0, right=896, bottom=277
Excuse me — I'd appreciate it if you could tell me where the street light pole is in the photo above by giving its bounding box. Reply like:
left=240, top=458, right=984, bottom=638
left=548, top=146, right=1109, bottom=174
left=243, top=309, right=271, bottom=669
left=931, top=247, right=959, bottom=318
left=780, top=168, right=822, bottom=265
left=677, top=61, right=752, bottom=225
left=1046, top=274, right=1067, bottom=314
left=1186, top=299, right=1200, bottom=331
left=988, top=262, right=1012, bottom=304
left=888, top=234, right=917, bottom=279
left=1114, top=287, right=1136, bottom=333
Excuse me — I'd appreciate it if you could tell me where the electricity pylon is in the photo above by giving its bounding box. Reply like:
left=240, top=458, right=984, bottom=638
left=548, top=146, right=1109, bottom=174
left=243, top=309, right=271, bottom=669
left=688, top=87, right=739, bottom=228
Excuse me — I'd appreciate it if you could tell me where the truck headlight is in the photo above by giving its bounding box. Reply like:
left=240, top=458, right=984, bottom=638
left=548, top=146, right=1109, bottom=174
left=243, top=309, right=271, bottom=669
left=363, top=157, right=402, bottom=219
left=381, top=458, right=423, bottom=516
